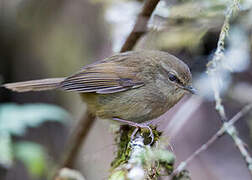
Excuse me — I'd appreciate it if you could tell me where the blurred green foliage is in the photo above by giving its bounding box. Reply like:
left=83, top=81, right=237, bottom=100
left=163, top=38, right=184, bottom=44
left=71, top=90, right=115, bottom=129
left=0, top=103, right=71, bottom=178
left=14, top=142, right=48, bottom=178
left=0, top=133, right=13, bottom=168
left=0, top=103, right=70, bottom=136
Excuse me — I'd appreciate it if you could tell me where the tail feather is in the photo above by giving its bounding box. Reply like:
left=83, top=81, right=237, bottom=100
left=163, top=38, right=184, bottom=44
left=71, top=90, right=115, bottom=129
left=2, top=78, right=65, bottom=92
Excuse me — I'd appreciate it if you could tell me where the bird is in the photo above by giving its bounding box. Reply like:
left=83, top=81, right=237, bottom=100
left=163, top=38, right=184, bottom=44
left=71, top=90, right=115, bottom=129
left=2, top=50, right=195, bottom=143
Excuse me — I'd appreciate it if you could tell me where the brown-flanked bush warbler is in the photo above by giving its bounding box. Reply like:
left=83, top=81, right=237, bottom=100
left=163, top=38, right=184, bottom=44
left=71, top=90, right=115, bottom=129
left=3, top=50, right=196, bottom=143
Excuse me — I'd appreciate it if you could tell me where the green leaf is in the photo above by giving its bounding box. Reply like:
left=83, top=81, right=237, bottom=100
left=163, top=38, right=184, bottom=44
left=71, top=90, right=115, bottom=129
left=0, top=132, right=13, bottom=168
left=14, top=141, right=48, bottom=178
left=0, top=103, right=71, bottom=136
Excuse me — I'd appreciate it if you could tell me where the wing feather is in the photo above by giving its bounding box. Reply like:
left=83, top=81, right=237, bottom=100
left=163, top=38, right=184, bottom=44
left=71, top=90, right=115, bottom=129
left=59, top=56, right=144, bottom=94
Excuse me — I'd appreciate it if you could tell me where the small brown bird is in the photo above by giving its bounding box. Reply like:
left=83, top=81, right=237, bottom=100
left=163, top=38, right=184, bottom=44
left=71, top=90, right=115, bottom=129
left=3, top=50, right=195, bottom=142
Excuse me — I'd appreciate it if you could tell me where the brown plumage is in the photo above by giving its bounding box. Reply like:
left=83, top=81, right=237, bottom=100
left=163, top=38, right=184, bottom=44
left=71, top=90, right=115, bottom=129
left=3, top=78, right=65, bottom=92
left=2, top=50, right=195, bottom=124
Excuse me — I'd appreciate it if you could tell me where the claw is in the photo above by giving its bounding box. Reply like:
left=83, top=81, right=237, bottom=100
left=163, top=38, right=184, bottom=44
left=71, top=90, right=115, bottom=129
left=138, top=125, right=154, bottom=144
left=113, top=118, right=154, bottom=144
left=131, top=127, right=139, bottom=141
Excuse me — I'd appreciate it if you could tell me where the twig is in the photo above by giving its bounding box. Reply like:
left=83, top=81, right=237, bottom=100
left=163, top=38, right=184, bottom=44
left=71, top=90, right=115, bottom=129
left=206, top=0, right=240, bottom=121
left=120, top=0, right=160, bottom=52
left=171, top=104, right=252, bottom=176
left=170, top=0, right=252, bottom=177
left=205, top=0, right=252, bottom=175
left=52, top=112, right=95, bottom=179
left=202, top=0, right=252, bottom=175
left=61, top=111, right=96, bottom=168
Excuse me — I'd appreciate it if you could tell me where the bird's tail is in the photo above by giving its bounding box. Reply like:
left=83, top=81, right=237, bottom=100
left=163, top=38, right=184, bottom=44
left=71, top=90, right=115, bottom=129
left=2, top=78, right=65, bottom=92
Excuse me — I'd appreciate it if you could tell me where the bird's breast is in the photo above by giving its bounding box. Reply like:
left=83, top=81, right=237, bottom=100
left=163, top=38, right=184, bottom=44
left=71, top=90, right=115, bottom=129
left=80, top=82, right=185, bottom=123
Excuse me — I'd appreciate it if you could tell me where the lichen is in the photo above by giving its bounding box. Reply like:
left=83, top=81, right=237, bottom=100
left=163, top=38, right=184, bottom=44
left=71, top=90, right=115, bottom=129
left=110, top=126, right=161, bottom=170
left=109, top=125, right=175, bottom=180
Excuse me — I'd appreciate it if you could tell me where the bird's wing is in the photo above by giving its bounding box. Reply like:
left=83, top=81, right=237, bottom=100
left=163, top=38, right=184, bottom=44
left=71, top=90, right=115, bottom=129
left=59, top=57, right=144, bottom=94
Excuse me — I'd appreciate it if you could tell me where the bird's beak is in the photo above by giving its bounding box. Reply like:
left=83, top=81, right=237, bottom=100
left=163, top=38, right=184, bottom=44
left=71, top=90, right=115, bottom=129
left=183, top=85, right=197, bottom=94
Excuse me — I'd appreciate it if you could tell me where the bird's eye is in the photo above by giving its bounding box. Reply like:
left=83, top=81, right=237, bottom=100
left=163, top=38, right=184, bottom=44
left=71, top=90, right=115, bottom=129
left=168, top=73, right=178, bottom=82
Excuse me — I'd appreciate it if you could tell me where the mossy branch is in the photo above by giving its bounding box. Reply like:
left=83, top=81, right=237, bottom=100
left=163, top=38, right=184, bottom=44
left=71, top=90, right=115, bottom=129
left=109, top=126, right=177, bottom=180
left=206, top=0, right=240, bottom=121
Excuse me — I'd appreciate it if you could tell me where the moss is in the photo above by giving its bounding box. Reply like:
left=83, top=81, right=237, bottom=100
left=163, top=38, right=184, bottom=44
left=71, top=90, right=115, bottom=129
left=141, top=126, right=162, bottom=145
left=108, top=169, right=127, bottom=180
left=109, top=125, right=180, bottom=179
left=156, top=149, right=175, bottom=175
left=172, top=170, right=191, bottom=180
left=110, top=126, right=133, bottom=170
left=110, top=125, right=161, bottom=170
left=160, top=161, right=174, bottom=175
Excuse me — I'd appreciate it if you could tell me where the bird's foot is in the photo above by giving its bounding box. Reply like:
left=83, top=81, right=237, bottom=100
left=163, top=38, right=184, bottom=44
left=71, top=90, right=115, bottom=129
left=113, top=118, right=154, bottom=144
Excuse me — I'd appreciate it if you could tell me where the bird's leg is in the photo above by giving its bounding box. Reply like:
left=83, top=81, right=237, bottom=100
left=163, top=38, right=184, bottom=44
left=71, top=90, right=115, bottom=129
left=112, top=118, right=154, bottom=144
